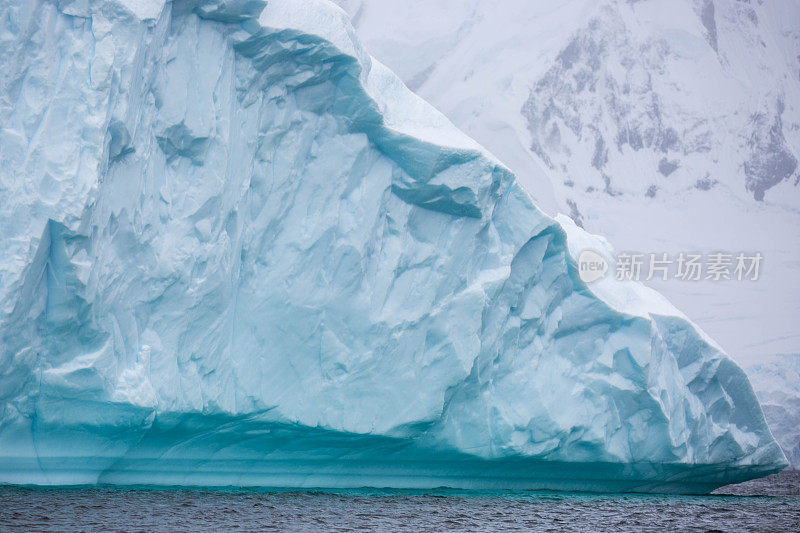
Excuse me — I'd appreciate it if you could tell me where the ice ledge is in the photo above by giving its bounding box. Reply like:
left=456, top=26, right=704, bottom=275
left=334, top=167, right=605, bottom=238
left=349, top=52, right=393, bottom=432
left=255, top=0, right=501, bottom=163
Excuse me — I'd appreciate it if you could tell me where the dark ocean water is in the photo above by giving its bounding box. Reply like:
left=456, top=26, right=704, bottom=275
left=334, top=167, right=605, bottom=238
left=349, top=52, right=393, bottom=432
left=1, top=471, right=798, bottom=532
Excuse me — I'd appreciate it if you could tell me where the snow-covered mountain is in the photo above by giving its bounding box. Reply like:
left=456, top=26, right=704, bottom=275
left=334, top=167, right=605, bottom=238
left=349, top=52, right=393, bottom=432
left=335, top=0, right=800, bottom=465
left=0, top=0, right=785, bottom=491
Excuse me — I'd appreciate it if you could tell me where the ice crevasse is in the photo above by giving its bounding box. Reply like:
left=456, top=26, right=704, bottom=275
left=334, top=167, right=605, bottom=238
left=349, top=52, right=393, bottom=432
left=0, top=0, right=787, bottom=493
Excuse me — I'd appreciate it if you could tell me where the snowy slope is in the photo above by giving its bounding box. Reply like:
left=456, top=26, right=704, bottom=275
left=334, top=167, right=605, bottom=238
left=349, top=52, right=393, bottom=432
left=0, top=0, right=785, bottom=491
left=335, top=0, right=800, bottom=462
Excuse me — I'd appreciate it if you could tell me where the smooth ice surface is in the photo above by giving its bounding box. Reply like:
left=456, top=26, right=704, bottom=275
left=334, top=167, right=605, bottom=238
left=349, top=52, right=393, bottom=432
left=0, top=0, right=787, bottom=492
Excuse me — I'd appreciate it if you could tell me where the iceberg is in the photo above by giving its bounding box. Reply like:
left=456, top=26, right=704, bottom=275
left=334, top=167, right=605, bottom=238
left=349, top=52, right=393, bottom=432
left=0, top=0, right=786, bottom=493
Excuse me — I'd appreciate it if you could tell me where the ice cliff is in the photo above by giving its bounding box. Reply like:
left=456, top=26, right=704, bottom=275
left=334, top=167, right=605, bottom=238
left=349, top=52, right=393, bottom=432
left=0, top=0, right=787, bottom=493
left=746, top=355, right=800, bottom=470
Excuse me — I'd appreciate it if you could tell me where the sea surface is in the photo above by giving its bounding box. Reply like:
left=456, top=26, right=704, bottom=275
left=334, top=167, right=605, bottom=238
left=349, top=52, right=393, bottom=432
left=1, top=471, right=798, bottom=532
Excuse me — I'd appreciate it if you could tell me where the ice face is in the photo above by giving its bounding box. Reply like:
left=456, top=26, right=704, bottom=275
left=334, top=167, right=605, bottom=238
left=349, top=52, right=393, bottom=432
left=0, top=0, right=787, bottom=492
left=335, top=0, right=800, bottom=465
left=746, top=355, right=800, bottom=470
